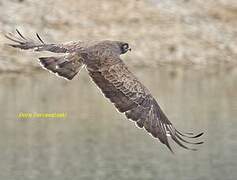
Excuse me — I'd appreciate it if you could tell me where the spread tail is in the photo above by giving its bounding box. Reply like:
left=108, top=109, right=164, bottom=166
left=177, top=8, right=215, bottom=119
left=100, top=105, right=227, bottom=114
left=39, top=53, right=84, bottom=80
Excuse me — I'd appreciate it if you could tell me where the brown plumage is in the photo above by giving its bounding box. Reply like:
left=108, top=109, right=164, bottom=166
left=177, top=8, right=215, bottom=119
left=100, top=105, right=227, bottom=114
left=5, top=29, right=203, bottom=152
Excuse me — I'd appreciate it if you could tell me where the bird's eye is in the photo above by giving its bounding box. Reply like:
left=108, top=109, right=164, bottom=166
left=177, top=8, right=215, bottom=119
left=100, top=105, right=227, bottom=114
left=123, top=43, right=129, bottom=50
left=120, top=43, right=130, bottom=54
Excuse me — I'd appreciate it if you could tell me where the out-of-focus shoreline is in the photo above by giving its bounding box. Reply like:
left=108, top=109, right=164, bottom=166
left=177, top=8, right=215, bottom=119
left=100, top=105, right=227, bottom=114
left=0, top=0, right=236, bottom=73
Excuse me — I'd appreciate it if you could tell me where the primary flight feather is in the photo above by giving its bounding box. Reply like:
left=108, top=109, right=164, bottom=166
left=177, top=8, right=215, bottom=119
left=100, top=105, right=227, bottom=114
left=5, top=30, right=203, bottom=152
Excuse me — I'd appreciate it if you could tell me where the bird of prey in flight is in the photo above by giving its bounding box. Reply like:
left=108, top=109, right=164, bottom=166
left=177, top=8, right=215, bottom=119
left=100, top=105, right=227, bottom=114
left=5, top=29, right=203, bottom=152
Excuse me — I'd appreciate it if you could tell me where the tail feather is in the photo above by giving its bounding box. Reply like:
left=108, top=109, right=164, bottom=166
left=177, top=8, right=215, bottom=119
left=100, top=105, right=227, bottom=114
left=39, top=54, right=84, bottom=80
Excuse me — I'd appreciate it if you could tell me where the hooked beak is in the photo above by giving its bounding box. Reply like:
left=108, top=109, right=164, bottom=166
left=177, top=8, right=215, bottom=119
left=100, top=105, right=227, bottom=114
left=128, top=48, right=131, bottom=51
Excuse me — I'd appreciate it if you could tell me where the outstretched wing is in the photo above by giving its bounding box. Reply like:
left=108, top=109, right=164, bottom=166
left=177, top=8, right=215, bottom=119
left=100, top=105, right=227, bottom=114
left=5, top=29, right=82, bottom=53
left=5, top=30, right=85, bottom=80
left=88, top=60, right=203, bottom=152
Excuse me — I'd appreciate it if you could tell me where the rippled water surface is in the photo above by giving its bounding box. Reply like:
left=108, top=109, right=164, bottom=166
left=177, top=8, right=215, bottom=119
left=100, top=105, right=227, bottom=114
left=0, top=66, right=236, bottom=180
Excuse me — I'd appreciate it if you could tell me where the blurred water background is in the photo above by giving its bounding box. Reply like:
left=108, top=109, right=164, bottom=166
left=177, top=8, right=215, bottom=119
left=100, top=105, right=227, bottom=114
left=0, top=0, right=236, bottom=180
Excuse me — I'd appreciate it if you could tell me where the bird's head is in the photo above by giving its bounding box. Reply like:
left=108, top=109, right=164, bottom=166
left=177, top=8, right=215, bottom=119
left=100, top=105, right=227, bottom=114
left=118, top=42, right=131, bottom=54
left=100, top=41, right=131, bottom=55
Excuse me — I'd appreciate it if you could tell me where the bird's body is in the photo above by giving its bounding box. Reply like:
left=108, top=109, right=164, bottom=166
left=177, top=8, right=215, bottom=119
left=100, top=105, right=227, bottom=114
left=5, top=30, right=203, bottom=152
